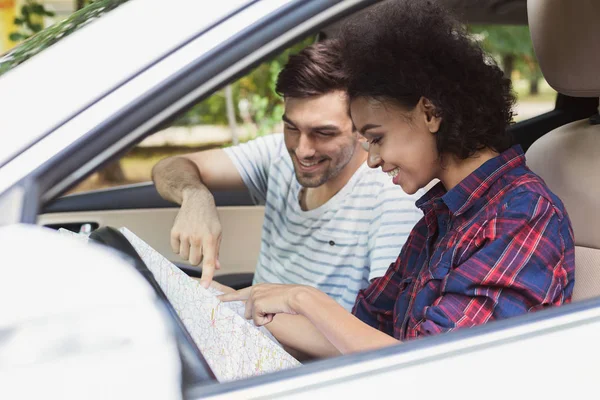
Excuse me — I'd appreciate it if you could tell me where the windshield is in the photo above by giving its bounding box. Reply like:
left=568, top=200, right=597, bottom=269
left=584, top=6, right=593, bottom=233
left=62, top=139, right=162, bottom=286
left=0, top=0, right=129, bottom=77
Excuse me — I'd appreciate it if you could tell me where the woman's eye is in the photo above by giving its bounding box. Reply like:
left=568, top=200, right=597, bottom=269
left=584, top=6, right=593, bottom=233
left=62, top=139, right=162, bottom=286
left=369, top=137, right=382, bottom=145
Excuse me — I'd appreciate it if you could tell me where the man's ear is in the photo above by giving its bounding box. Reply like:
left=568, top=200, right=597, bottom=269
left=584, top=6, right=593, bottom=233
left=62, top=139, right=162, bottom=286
left=419, top=97, right=442, bottom=133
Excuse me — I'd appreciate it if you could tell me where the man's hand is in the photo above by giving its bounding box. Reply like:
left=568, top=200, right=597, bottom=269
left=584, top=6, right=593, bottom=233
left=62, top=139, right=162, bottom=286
left=218, top=284, right=308, bottom=326
left=171, top=188, right=222, bottom=288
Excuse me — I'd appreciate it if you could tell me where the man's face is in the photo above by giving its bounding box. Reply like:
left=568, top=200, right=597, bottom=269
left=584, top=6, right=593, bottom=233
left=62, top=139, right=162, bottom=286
left=283, top=91, right=360, bottom=188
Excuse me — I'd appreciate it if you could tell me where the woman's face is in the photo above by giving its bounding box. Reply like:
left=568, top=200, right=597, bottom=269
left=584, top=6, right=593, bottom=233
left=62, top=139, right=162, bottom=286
left=350, top=97, right=442, bottom=195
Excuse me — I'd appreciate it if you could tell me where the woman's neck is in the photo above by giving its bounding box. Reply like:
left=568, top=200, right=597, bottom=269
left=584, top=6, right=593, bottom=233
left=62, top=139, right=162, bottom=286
left=438, top=148, right=500, bottom=191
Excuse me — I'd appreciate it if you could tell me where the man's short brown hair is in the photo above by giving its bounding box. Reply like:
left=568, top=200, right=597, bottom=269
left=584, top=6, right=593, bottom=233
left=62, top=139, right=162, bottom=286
left=275, top=39, right=347, bottom=98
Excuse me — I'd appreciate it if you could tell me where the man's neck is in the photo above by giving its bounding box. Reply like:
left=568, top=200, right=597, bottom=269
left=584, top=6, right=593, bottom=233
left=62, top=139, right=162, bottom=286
left=300, top=151, right=367, bottom=211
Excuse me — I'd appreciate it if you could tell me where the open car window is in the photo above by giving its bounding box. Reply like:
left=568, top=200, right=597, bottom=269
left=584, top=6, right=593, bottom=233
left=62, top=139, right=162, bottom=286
left=66, top=22, right=556, bottom=196
left=66, top=34, right=315, bottom=194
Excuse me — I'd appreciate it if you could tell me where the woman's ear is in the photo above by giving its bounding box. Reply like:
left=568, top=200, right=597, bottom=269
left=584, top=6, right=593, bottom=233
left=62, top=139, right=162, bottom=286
left=419, top=97, right=442, bottom=133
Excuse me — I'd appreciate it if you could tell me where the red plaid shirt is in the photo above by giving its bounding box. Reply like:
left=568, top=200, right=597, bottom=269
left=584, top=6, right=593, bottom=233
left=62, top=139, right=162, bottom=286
left=352, top=146, right=575, bottom=341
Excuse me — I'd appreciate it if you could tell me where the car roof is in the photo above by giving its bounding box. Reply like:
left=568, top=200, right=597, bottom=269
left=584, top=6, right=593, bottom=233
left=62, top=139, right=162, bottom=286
left=0, top=0, right=253, bottom=167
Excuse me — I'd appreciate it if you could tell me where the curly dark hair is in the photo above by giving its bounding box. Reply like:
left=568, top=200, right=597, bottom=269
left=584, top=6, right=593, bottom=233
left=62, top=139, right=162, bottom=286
left=340, top=0, right=516, bottom=159
left=275, top=39, right=347, bottom=98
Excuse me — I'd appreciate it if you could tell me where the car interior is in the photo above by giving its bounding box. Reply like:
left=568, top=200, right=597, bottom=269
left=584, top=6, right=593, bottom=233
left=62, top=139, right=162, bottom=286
left=36, top=0, right=599, bottom=292
left=25, top=0, right=600, bottom=394
left=525, top=0, right=600, bottom=302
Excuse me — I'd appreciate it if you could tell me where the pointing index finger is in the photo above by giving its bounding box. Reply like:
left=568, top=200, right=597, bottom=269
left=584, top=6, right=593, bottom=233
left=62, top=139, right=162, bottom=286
left=218, top=287, right=252, bottom=302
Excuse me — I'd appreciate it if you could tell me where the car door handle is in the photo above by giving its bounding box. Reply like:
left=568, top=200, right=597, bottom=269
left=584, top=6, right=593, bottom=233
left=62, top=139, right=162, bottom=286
left=44, top=222, right=99, bottom=234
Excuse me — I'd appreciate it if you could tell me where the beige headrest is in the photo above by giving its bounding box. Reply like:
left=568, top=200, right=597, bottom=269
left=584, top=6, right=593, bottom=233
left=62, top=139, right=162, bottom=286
left=528, top=0, right=600, bottom=97
left=526, top=119, right=600, bottom=249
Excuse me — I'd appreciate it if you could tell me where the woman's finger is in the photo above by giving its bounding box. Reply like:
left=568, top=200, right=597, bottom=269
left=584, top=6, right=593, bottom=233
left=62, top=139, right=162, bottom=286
left=254, top=308, right=274, bottom=326
left=218, top=286, right=252, bottom=302
left=244, top=297, right=254, bottom=320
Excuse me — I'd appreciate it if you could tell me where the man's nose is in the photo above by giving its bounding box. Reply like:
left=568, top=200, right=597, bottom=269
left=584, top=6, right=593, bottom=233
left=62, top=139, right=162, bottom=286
left=296, top=133, right=316, bottom=159
left=366, top=147, right=383, bottom=169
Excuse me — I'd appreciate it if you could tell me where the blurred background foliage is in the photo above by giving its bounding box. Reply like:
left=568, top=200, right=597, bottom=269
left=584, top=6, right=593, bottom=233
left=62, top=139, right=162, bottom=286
left=173, top=35, right=315, bottom=136
left=469, top=24, right=544, bottom=97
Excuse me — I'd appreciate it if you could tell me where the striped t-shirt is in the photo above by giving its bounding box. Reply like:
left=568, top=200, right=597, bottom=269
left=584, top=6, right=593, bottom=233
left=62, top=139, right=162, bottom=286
left=224, top=134, right=422, bottom=310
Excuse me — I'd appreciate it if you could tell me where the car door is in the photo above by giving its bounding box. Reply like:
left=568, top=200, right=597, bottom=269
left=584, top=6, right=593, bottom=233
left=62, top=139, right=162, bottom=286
left=37, top=183, right=265, bottom=285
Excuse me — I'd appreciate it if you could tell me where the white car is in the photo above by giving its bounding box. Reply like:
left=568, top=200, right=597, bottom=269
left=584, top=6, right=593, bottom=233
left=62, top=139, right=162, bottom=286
left=1, top=0, right=599, bottom=399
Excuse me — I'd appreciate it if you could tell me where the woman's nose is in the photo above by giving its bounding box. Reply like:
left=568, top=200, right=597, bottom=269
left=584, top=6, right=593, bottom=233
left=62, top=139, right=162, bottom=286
left=367, top=148, right=382, bottom=169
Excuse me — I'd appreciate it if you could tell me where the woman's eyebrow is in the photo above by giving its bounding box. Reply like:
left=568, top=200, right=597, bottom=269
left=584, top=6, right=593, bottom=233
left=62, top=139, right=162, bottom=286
left=358, top=124, right=382, bottom=135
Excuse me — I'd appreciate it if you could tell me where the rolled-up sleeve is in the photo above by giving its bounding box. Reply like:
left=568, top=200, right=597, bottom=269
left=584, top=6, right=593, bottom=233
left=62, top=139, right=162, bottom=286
left=222, top=133, right=283, bottom=205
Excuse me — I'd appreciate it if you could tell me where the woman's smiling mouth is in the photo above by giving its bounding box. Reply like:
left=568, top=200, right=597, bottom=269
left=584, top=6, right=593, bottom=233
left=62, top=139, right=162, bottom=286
left=386, top=167, right=399, bottom=177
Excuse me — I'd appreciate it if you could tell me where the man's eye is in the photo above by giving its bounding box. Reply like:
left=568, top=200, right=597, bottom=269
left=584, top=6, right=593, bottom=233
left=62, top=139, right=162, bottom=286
left=318, top=131, right=334, bottom=137
left=284, top=125, right=298, bottom=131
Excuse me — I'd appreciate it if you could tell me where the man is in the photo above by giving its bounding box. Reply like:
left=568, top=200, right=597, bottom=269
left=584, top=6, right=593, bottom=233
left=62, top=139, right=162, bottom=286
left=152, top=39, right=422, bottom=311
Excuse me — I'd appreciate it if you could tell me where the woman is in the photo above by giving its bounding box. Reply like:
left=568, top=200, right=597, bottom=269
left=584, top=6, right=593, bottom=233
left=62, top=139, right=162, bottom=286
left=219, top=0, right=575, bottom=358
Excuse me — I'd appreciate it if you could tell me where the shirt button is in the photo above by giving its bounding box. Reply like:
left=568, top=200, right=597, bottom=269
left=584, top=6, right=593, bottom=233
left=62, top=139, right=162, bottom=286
left=329, top=240, right=335, bottom=246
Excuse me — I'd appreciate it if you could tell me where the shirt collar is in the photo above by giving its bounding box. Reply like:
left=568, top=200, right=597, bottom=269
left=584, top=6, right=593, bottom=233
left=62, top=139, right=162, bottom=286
left=416, top=145, right=526, bottom=215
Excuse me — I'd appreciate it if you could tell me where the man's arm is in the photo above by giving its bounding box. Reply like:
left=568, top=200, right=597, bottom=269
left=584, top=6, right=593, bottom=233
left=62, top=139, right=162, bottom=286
left=151, top=149, right=246, bottom=286
left=152, top=149, right=247, bottom=201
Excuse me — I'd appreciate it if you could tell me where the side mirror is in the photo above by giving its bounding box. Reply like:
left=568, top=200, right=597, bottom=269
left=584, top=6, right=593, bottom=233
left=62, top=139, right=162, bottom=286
left=0, top=224, right=182, bottom=399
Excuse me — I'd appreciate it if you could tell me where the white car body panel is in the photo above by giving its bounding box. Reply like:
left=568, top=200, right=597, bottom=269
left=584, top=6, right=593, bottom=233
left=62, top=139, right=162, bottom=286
left=0, top=0, right=250, bottom=165
left=200, top=304, right=600, bottom=398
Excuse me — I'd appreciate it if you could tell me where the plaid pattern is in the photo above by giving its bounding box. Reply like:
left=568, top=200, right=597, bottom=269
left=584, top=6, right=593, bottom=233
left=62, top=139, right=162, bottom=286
left=352, top=146, right=575, bottom=340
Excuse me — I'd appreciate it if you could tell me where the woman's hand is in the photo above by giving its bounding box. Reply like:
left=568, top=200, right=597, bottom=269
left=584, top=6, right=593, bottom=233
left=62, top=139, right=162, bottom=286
left=220, top=283, right=399, bottom=355
left=218, top=283, right=310, bottom=326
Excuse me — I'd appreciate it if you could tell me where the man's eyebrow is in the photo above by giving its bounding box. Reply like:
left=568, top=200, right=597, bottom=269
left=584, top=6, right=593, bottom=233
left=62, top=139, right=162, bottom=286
left=357, top=124, right=382, bottom=135
left=282, top=115, right=340, bottom=132
left=311, top=124, right=340, bottom=132
left=282, top=114, right=296, bottom=126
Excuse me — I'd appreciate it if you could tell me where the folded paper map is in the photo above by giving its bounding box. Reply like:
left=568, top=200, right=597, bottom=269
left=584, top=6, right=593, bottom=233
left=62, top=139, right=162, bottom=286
left=59, top=227, right=300, bottom=382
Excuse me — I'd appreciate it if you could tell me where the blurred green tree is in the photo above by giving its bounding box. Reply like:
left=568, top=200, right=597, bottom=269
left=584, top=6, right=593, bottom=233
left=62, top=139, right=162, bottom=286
left=9, top=0, right=55, bottom=43
left=469, top=25, right=541, bottom=95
